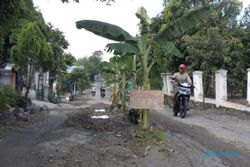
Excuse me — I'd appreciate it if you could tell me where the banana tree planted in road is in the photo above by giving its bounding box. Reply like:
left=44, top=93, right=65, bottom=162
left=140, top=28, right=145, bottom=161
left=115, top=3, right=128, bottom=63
left=101, top=56, right=137, bottom=112
left=76, top=5, right=210, bottom=129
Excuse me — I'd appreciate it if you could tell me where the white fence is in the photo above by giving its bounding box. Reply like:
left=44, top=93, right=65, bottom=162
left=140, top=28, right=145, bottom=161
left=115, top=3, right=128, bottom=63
left=162, top=69, right=250, bottom=112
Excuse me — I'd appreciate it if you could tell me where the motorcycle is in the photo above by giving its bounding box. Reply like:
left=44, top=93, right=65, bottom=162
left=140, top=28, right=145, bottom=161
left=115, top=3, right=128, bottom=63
left=100, top=89, right=105, bottom=98
left=173, top=82, right=193, bottom=118
left=91, top=90, right=96, bottom=96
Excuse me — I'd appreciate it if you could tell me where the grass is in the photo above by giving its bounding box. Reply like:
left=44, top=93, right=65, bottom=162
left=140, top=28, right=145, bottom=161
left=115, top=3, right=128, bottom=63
left=131, top=126, right=168, bottom=148
left=128, top=126, right=173, bottom=156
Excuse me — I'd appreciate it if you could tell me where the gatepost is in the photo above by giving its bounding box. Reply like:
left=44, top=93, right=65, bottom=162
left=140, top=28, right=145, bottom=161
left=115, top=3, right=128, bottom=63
left=161, top=73, right=167, bottom=94
left=193, top=71, right=204, bottom=102
left=247, top=68, right=250, bottom=105
left=161, top=73, right=174, bottom=96
left=43, top=72, right=49, bottom=101
left=166, top=73, right=174, bottom=96
left=215, top=69, right=227, bottom=107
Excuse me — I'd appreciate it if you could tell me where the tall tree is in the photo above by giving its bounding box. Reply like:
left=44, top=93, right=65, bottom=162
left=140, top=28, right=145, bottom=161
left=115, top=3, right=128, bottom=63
left=241, top=4, right=250, bottom=30
left=87, top=52, right=103, bottom=81
left=11, top=22, right=52, bottom=70
left=0, top=0, right=49, bottom=66
left=47, top=26, right=76, bottom=76
left=178, top=0, right=246, bottom=100
left=11, top=22, right=52, bottom=96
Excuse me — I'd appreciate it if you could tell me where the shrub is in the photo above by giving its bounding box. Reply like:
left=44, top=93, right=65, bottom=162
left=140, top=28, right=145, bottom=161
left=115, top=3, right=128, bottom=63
left=0, top=86, right=22, bottom=107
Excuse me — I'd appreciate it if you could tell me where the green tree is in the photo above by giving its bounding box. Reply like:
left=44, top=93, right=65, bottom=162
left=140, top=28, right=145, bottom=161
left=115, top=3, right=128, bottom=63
left=182, top=0, right=244, bottom=98
left=87, top=51, right=103, bottom=81
left=47, top=26, right=75, bottom=76
left=0, top=0, right=41, bottom=65
left=74, top=57, right=91, bottom=88
left=68, top=68, right=89, bottom=91
left=0, top=0, right=35, bottom=28
left=11, top=21, right=52, bottom=96
left=241, top=4, right=250, bottom=30
left=11, top=22, right=52, bottom=69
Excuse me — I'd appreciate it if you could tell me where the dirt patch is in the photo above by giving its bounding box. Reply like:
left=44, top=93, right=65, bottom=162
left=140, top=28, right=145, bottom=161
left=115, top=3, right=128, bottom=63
left=64, top=103, right=129, bottom=131
left=28, top=102, right=172, bottom=167
left=64, top=103, right=169, bottom=156
left=0, top=110, right=48, bottom=139
left=2, top=101, right=241, bottom=167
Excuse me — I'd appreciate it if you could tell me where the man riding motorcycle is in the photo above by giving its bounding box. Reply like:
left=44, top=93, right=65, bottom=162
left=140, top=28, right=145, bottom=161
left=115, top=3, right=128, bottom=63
left=171, top=64, right=192, bottom=117
left=100, top=85, right=106, bottom=97
left=171, top=64, right=192, bottom=99
left=91, top=86, right=96, bottom=96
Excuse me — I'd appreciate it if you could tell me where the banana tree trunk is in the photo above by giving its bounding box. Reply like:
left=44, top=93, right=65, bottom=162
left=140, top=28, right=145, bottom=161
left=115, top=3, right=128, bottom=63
left=142, top=70, right=149, bottom=129
left=141, top=45, right=150, bottom=129
left=121, top=72, right=127, bottom=112
left=133, top=55, right=137, bottom=88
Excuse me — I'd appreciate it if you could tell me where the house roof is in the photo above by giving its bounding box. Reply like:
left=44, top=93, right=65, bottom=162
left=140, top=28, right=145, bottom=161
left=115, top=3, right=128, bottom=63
left=0, top=63, right=20, bottom=71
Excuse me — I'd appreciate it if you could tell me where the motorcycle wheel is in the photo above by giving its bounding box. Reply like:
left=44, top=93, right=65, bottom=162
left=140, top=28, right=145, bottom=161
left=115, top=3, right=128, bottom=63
left=173, top=99, right=179, bottom=116
left=173, top=109, right=178, bottom=116
left=180, top=99, right=188, bottom=118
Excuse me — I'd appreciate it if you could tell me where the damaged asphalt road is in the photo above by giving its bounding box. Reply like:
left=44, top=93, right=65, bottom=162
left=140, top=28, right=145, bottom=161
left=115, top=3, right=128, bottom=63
left=150, top=108, right=250, bottom=167
left=0, top=92, right=250, bottom=167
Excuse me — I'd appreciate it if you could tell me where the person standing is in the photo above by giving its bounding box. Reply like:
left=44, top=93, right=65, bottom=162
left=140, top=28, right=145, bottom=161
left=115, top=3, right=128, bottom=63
left=52, top=79, right=58, bottom=97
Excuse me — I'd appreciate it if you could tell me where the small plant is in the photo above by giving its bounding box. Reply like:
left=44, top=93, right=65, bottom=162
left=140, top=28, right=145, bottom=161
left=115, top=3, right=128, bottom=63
left=132, top=126, right=167, bottom=147
left=0, top=86, right=22, bottom=107
left=129, top=126, right=170, bottom=156
left=132, top=127, right=174, bottom=156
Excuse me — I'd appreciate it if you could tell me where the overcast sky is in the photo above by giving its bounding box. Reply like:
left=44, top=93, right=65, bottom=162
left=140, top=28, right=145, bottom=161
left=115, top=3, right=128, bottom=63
left=33, top=0, right=249, bottom=61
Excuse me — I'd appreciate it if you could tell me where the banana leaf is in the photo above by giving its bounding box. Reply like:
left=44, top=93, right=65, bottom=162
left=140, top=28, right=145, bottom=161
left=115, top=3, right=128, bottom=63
left=102, top=67, right=116, bottom=74
left=161, top=42, right=181, bottom=57
left=76, top=20, right=137, bottom=43
left=100, top=62, right=116, bottom=74
left=155, top=6, right=210, bottom=44
left=105, top=42, right=140, bottom=55
left=136, top=6, right=152, bottom=25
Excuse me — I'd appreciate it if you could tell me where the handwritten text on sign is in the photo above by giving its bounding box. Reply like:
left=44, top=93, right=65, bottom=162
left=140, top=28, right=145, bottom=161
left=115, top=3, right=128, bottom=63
left=129, top=90, right=164, bottom=110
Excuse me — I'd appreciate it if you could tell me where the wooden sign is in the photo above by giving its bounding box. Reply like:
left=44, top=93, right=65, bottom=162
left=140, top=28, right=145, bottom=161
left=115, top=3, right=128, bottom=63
left=129, top=90, right=164, bottom=110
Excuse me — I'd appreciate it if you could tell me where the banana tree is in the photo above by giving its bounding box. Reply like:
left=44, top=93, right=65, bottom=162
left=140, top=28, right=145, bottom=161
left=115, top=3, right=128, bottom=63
left=101, top=55, right=137, bottom=112
left=76, top=6, right=210, bottom=129
left=100, top=59, right=119, bottom=107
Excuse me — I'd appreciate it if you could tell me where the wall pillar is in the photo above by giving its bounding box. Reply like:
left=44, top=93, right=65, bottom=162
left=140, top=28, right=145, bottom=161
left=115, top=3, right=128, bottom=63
left=161, top=73, right=167, bottom=94
left=43, top=72, right=49, bottom=86
left=166, top=73, right=174, bottom=96
left=247, top=68, right=250, bottom=105
left=161, top=73, right=174, bottom=96
left=34, top=72, right=39, bottom=90
left=215, top=69, right=227, bottom=106
left=43, top=72, right=50, bottom=101
left=193, top=71, right=203, bottom=101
